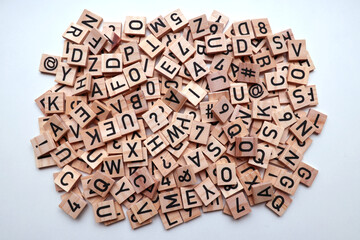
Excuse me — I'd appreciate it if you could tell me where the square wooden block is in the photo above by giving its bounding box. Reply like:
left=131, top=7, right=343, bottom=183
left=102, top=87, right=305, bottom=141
left=124, top=16, right=146, bottom=36
left=169, top=36, right=195, bottom=63
left=70, top=101, right=96, bottom=128
left=174, top=165, right=197, bottom=187
left=274, top=170, right=301, bottom=196
left=194, top=177, right=220, bottom=206
left=130, top=197, right=158, bottom=223
left=159, top=188, right=183, bottom=213
left=289, top=116, right=316, bottom=142
left=59, top=192, right=87, bottom=219
left=110, top=177, right=136, bottom=204
left=54, top=165, right=81, bottom=192
left=295, top=162, right=319, bottom=187
left=212, top=96, right=234, bottom=123
left=50, top=142, right=77, bottom=168
left=235, top=137, right=258, bottom=157
left=252, top=182, right=274, bottom=204
left=258, top=121, right=284, bottom=146
left=88, top=171, right=115, bottom=197
left=128, top=167, right=155, bottom=194
left=266, top=190, right=292, bottom=216
left=152, top=150, right=178, bottom=177
left=287, top=39, right=307, bottom=61
left=189, top=121, right=210, bottom=145
left=226, top=191, right=251, bottom=219
left=30, top=131, right=56, bottom=158
left=93, top=200, right=117, bottom=223
left=216, top=163, right=236, bottom=186
left=307, top=109, right=327, bottom=134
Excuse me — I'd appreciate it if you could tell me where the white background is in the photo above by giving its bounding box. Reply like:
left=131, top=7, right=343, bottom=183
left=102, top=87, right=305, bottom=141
left=0, top=0, right=359, bottom=239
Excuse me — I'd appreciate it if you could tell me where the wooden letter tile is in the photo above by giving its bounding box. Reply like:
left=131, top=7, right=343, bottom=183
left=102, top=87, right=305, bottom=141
left=252, top=182, right=274, bottom=204
left=266, top=190, right=292, bottom=216
left=59, top=192, right=87, bottom=219
left=93, top=200, right=117, bottom=223
left=274, top=170, right=301, bottom=196
left=130, top=197, right=158, bottom=223
left=258, top=121, right=284, bottom=146
left=216, top=163, right=236, bottom=186
left=159, top=188, right=183, bottom=213
left=235, top=137, right=258, bottom=157
left=194, top=177, right=220, bottom=206
left=54, top=165, right=81, bottom=192
left=295, top=162, right=319, bottom=187
left=89, top=171, right=115, bottom=197
left=226, top=191, right=251, bottom=219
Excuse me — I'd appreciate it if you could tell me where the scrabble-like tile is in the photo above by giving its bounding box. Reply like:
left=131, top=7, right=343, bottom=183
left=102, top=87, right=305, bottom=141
left=164, top=9, right=188, bottom=32
left=266, top=33, right=288, bottom=56
left=152, top=150, right=178, bottom=176
left=239, top=170, right=262, bottom=196
left=88, top=171, right=115, bottom=197
left=212, top=96, right=234, bottom=123
left=162, top=87, right=187, bottom=112
left=226, top=191, right=251, bottom=219
left=139, top=34, right=166, bottom=59
left=174, top=165, right=197, bottom=187
left=30, top=132, right=56, bottom=158
left=307, top=109, right=327, bottom=134
left=232, top=36, right=252, bottom=56
left=147, top=15, right=171, bottom=38
left=202, top=135, right=227, bottom=162
left=39, top=54, right=61, bottom=75
left=126, top=209, right=152, bottom=230
left=252, top=182, right=274, bottom=204
left=216, top=163, right=236, bottom=186
left=77, top=9, right=103, bottom=30
left=62, top=23, right=89, bottom=44
left=205, top=33, right=226, bottom=54
left=230, top=83, right=249, bottom=105
left=189, top=14, right=210, bottom=40
left=159, top=188, right=183, bottom=213
left=59, top=192, right=87, bottom=219
left=54, top=165, right=82, bottom=192
left=295, top=162, right=319, bottom=187
left=266, top=190, right=292, bottom=216
left=101, top=53, right=123, bottom=74
left=194, top=177, right=220, bottom=206
left=287, top=40, right=307, bottom=61
left=124, top=16, right=146, bottom=36
left=159, top=209, right=184, bottom=230
left=142, top=106, right=169, bottom=133
left=185, top=55, right=210, bottom=81
left=274, top=170, right=301, bottom=196
left=181, top=81, right=207, bottom=106
left=130, top=197, right=158, bottom=223
left=123, top=62, right=147, bottom=88
left=84, top=28, right=107, bottom=54
left=155, top=56, right=181, bottom=79
left=289, top=116, right=316, bottom=142
left=67, top=44, right=89, bottom=67
left=43, top=114, right=68, bottom=141
left=128, top=167, right=155, bottom=194
left=251, top=18, right=272, bottom=38
left=169, top=36, right=195, bottom=63
left=235, top=137, right=258, bottom=157
left=189, top=121, right=210, bottom=145
left=110, top=177, right=136, bottom=204
left=50, top=142, right=77, bottom=168
left=93, top=200, right=117, bottom=223
left=258, top=121, right=284, bottom=146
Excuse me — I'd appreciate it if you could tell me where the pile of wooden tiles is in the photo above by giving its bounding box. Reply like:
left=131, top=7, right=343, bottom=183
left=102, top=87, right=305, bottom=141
left=31, top=9, right=327, bottom=230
